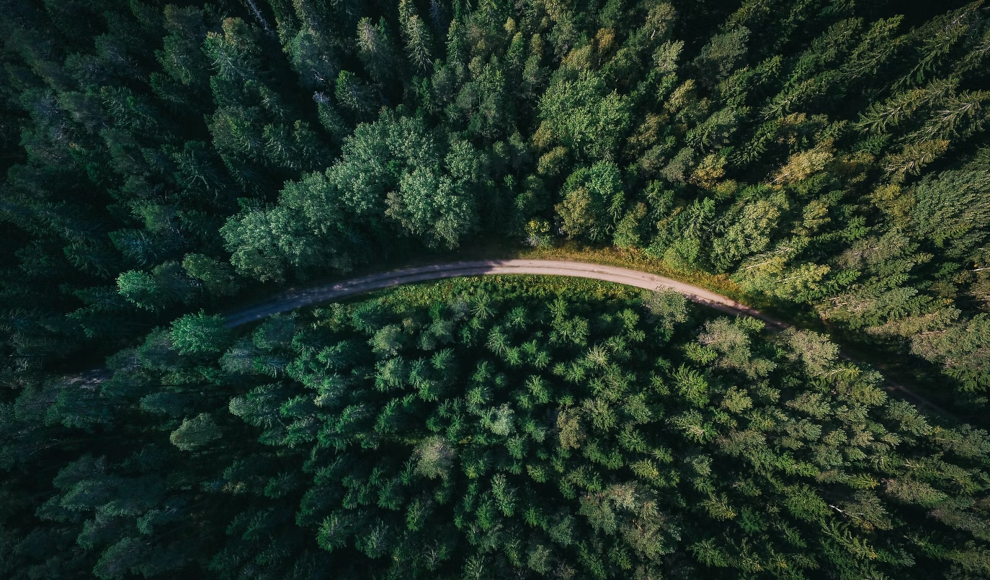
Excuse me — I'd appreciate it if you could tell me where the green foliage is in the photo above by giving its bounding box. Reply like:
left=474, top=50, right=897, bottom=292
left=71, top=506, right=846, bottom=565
left=3, top=0, right=990, bottom=406
left=182, top=253, right=241, bottom=297
left=11, top=278, right=986, bottom=579
left=911, top=313, right=990, bottom=392
left=169, top=413, right=222, bottom=451
left=5, top=0, right=990, bottom=576
left=692, top=27, right=751, bottom=86
left=535, top=71, right=632, bottom=164
left=911, top=170, right=990, bottom=257
left=169, top=311, right=232, bottom=355
left=117, top=262, right=195, bottom=311
left=556, top=161, right=625, bottom=242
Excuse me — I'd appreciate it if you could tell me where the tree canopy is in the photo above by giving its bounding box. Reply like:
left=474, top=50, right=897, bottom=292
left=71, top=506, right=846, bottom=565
left=4, top=1, right=990, bottom=578
left=4, top=276, right=990, bottom=579
left=3, top=0, right=989, bottom=405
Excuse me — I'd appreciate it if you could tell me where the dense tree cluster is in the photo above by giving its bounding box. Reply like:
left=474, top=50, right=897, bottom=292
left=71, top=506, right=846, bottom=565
left=2, top=0, right=990, bottom=403
left=3, top=2, right=990, bottom=577
left=3, top=278, right=989, bottom=579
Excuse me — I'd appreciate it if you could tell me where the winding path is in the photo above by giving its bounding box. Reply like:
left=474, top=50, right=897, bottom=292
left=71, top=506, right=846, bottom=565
left=224, top=259, right=950, bottom=418
left=225, top=260, right=784, bottom=328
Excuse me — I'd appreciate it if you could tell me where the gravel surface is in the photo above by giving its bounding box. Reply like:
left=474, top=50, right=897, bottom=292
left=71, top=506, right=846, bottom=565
left=224, top=259, right=786, bottom=328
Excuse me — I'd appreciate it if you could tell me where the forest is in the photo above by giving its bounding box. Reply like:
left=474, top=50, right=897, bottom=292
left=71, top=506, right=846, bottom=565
left=6, top=277, right=990, bottom=579
left=2, top=0, right=990, bottom=578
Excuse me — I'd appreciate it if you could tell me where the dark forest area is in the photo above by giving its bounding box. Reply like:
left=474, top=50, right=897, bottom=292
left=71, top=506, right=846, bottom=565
left=2, top=0, right=990, bottom=578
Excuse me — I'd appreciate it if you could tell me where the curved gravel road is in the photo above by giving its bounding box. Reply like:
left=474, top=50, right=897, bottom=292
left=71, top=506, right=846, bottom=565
left=224, top=259, right=949, bottom=418
left=225, top=259, right=786, bottom=328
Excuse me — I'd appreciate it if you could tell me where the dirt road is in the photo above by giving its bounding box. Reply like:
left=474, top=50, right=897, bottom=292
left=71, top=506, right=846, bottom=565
left=225, top=259, right=787, bottom=328
left=223, top=259, right=949, bottom=418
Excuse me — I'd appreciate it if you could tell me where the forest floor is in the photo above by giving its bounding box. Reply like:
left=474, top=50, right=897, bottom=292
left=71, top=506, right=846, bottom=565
left=223, top=258, right=955, bottom=421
